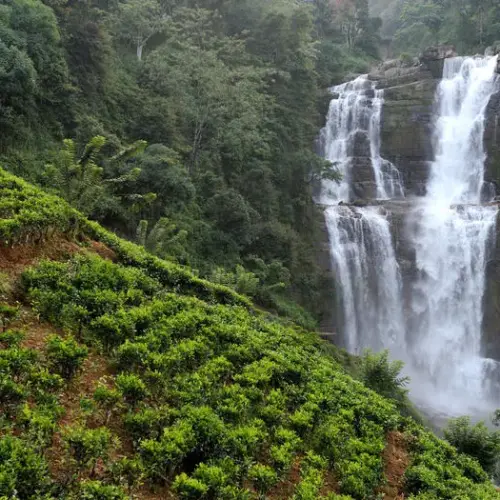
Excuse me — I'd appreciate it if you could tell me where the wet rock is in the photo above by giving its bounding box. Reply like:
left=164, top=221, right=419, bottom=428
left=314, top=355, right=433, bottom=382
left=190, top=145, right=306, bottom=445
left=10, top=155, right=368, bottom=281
left=420, top=45, right=457, bottom=61
left=349, top=157, right=378, bottom=200
left=351, top=131, right=371, bottom=157
left=420, top=45, right=457, bottom=78
left=485, top=41, right=500, bottom=56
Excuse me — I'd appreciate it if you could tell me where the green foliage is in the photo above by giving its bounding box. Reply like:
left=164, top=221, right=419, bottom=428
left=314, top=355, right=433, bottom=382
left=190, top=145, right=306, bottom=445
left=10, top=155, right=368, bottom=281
left=116, top=373, right=148, bottom=405
left=111, top=457, right=145, bottom=492
left=45, top=334, right=88, bottom=379
left=293, top=452, right=328, bottom=499
left=76, top=480, right=128, bottom=500
left=360, top=349, right=409, bottom=405
left=2, top=171, right=500, bottom=498
left=0, top=0, right=383, bottom=326
left=0, top=304, right=19, bottom=332
left=444, top=416, right=500, bottom=475
left=404, top=423, right=497, bottom=498
left=0, top=329, right=25, bottom=347
left=93, top=383, right=123, bottom=424
left=63, top=426, right=116, bottom=474
left=0, top=436, right=51, bottom=499
left=248, top=464, right=278, bottom=498
left=386, top=0, right=500, bottom=55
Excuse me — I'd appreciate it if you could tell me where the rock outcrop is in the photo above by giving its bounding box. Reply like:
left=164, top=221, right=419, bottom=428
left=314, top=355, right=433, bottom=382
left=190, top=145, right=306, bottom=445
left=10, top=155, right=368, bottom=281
left=483, top=210, right=500, bottom=359
left=369, top=59, right=440, bottom=197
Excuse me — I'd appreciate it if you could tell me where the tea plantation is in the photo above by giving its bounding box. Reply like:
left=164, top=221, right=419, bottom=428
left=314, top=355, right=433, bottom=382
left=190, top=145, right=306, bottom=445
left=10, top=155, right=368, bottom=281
left=0, top=167, right=498, bottom=499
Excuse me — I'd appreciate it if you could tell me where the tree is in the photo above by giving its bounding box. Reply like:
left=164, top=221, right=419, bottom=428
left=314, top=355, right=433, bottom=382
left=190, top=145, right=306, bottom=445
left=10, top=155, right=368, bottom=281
left=444, top=416, right=500, bottom=475
left=44, top=136, right=154, bottom=222
left=113, top=0, right=168, bottom=61
left=360, top=350, right=409, bottom=403
left=399, top=1, right=445, bottom=43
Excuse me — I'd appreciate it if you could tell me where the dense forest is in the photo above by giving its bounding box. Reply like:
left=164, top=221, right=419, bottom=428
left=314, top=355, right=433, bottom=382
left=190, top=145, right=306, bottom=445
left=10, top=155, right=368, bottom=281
left=0, top=0, right=384, bottom=325
left=370, top=0, right=500, bottom=54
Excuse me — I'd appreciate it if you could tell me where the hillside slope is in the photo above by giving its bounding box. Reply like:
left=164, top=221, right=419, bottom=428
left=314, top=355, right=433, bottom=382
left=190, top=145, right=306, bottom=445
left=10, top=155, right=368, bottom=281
left=0, top=167, right=498, bottom=499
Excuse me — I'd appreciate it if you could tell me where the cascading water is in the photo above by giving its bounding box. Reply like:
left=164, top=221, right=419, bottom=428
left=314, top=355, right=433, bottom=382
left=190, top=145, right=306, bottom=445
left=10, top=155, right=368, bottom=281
left=325, top=206, right=405, bottom=354
left=321, top=57, right=500, bottom=418
left=319, top=76, right=404, bottom=203
left=408, top=57, right=500, bottom=414
left=320, top=75, right=406, bottom=355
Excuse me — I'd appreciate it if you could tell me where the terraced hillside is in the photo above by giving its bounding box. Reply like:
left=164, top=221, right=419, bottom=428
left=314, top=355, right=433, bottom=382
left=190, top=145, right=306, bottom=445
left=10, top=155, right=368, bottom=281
left=0, top=167, right=498, bottom=499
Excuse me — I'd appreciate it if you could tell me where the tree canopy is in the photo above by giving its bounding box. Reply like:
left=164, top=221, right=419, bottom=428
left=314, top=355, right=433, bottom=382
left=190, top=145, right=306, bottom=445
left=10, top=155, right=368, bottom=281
left=0, top=0, right=383, bottom=322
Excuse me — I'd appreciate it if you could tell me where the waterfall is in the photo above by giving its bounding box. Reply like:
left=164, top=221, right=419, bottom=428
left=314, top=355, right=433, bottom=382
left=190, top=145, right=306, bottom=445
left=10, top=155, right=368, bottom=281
left=325, top=205, right=405, bottom=354
left=320, top=75, right=405, bottom=356
left=408, top=57, right=499, bottom=413
left=319, top=76, right=404, bottom=203
left=321, top=58, right=500, bottom=418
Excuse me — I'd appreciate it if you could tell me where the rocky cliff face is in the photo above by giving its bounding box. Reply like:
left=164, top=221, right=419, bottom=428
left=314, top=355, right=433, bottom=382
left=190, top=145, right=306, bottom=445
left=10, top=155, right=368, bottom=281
left=370, top=53, right=448, bottom=197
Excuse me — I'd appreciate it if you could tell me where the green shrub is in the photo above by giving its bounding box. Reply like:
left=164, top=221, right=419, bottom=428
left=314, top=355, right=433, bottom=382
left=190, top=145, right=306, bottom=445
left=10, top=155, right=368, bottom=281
left=0, top=377, right=26, bottom=410
left=360, top=350, right=409, bottom=404
left=116, top=373, right=148, bottom=405
left=111, top=457, right=145, bottom=492
left=140, top=420, right=196, bottom=482
left=444, top=416, right=500, bottom=475
left=116, top=341, right=150, bottom=371
left=0, top=304, right=19, bottom=332
left=77, top=480, right=128, bottom=500
left=124, top=406, right=174, bottom=442
left=93, top=383, right=122, bottom=424
left=45, top=334, right=88, bottom=379
left=63, top=426, right=115, bottom=474
left=172, top=473, right=209, bottom=498
left=0, top=329, right=25, bottom=347
left=0, top=436, right=51, bottom=499
left=18, top=404, right=57, bottom=451
left=248, top=464, right=278, bottom=498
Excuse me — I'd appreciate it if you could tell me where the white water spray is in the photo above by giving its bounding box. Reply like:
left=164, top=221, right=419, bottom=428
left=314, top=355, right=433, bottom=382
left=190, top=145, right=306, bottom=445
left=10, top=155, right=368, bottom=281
left=409, top=57, right=499, bottom=414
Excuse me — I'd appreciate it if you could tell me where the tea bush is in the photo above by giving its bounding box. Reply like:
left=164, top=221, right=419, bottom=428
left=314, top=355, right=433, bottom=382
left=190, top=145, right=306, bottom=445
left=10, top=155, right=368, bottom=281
left=45, top=334, right=88, bottom=379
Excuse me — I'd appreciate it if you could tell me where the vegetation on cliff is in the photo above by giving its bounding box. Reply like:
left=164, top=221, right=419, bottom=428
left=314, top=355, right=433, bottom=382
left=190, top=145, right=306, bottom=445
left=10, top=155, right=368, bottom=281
left=1, top=169, right=500, bottom=498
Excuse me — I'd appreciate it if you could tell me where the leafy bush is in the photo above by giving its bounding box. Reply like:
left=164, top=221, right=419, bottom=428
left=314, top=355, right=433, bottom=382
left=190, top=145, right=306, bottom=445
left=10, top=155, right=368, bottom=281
left=444, top=416, right=500, bottom=475
left=63, top=426, right=115, bottom=474
left=45, top=334, right=88, bottom=379
left=0, top=304, right=19, bottom=332
left=116, top=373, right=148, bottom=405
left=77, top=480, right=128, bottom=500
left=140, top=420, right=196, bottom=482
left=0, top=436, right=51, bottom=499
left=248, top=464, right=278, bottom=498
left=360, top=349, right=409, bottom=404
left=172, top=473, right=209, bottom=498
left=93, top=383, right=122, bottom=424
left=9, top=191, right=500, bottom=499
left=0, top=329, right=26, bottom=347
left=111, top=457, right=145, bottom=492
